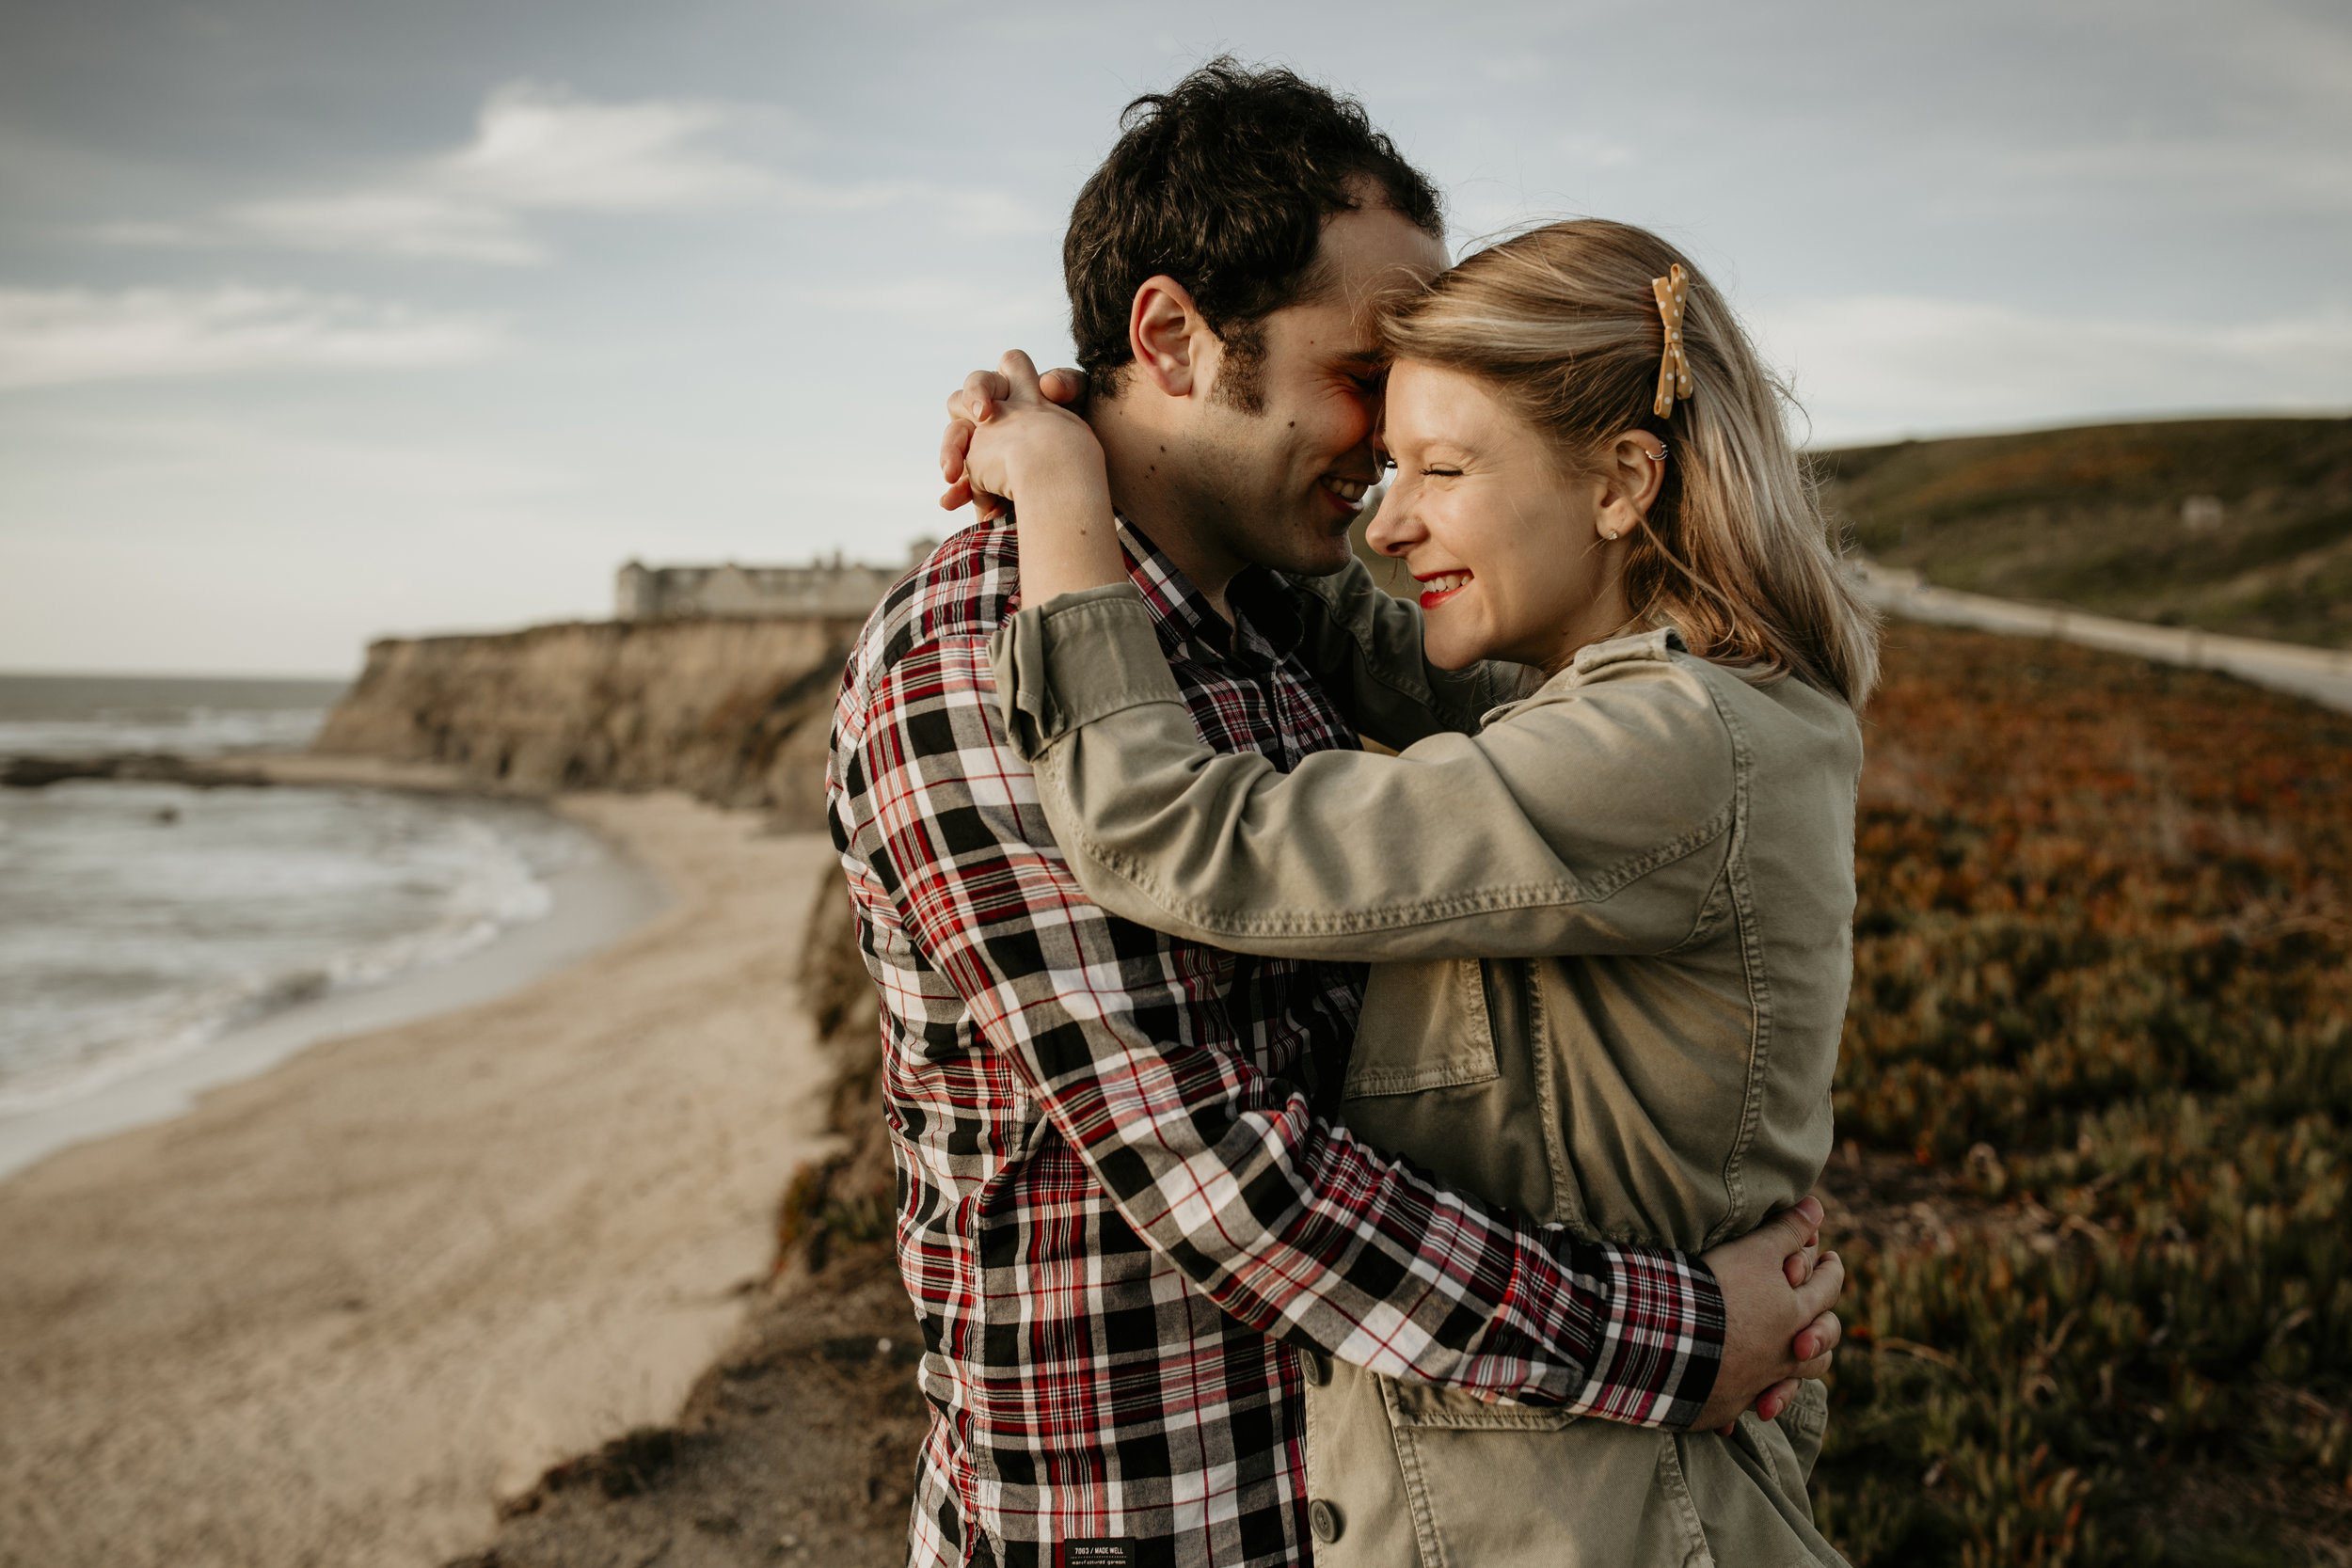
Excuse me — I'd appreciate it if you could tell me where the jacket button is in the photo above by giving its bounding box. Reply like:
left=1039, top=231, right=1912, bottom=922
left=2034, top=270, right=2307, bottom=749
left=1304, top=1350, right=1332, bottom=1387
left=1311, top=1499, right=1343, bottom=1544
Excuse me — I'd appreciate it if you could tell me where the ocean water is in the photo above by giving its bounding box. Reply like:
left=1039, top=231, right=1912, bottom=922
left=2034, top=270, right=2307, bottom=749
left=0, top=672, right=348, bottom=759
left=0, top=674, right=595, bottom=1117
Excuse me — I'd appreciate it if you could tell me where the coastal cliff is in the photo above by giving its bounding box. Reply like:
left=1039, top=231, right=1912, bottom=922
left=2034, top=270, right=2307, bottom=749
left=314, top=617, right=863, bottom=826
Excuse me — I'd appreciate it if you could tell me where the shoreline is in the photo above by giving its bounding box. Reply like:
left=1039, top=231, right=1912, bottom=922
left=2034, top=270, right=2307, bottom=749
left=0, top=778, right=670, bottom=1184
left=0, top=791, right=842, bottom=1568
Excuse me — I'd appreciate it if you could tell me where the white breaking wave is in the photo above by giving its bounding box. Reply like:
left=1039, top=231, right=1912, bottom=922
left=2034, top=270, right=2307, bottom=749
left=0, top=782, right=585, bottom=1118
left=0, top=705, right=331, bottom=760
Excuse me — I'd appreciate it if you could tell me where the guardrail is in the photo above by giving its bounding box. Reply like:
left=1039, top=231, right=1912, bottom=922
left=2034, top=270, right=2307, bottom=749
left=1846, top=561, right=2352, bottom=717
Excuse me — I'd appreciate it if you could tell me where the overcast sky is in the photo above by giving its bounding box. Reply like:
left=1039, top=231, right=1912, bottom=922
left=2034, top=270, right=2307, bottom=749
left=3, top=0, right=2347, bottom=674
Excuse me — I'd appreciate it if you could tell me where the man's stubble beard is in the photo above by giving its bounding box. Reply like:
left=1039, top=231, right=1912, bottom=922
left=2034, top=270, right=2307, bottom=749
left=1179, top=398, right=1356, bottom=580
left=1207, top=319, right=1269, bottom=419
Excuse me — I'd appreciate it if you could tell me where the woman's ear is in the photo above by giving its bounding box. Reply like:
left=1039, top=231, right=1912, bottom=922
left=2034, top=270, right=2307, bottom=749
left=1595, top=431, right=1668, bottom=543
left=1129, top=276, right=1205, bottom=399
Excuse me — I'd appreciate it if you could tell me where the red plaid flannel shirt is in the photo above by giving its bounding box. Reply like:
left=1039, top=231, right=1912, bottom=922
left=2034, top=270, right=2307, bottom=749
left=825, top=519, right=1725, bottom=1568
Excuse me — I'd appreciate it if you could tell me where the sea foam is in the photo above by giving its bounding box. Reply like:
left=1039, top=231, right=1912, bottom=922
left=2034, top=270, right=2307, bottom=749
left=0, top=674, right=587, bottom=1117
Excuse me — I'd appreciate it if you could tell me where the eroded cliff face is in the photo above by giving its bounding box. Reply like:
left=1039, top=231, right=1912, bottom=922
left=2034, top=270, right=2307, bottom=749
left=314, top=618, right=863, bottom=826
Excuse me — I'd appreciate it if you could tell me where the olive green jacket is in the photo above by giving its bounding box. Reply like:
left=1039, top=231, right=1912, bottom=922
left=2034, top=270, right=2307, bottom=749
left=992, top=561, right=1861, bottom=1568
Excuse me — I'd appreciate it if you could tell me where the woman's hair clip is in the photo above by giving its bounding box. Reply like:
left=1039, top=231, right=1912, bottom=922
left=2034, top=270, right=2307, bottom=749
left=1651, top=263, right=1692, bottom=419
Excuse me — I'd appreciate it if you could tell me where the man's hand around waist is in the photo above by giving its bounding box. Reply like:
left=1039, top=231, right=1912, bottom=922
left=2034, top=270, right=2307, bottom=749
left=1694, top=1196, right=1844, bottom=1433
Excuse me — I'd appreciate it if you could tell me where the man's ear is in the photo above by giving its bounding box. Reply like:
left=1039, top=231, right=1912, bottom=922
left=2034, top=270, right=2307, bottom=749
left=1128, top=276, right=1207, bottom=399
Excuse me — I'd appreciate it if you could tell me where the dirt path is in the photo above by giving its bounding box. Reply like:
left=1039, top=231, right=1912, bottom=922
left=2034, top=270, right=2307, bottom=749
left=1851, top=560, right=2352, bottom=714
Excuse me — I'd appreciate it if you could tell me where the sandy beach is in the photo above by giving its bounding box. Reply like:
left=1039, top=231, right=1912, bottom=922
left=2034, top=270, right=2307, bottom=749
left=0, top=792, right=840, bottom=1568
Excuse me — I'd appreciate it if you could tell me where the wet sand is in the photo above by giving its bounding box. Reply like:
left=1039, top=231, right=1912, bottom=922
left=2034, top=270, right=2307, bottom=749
left=0, top=793, right=840, bottom=1568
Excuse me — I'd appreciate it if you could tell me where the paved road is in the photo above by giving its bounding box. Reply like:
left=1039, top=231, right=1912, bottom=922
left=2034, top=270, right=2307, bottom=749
left=1850, top=562, right=2352, bottom=718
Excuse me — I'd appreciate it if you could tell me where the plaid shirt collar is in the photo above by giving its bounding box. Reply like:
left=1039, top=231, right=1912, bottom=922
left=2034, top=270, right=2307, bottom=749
left=1115, top=515, right=1306, bottom=672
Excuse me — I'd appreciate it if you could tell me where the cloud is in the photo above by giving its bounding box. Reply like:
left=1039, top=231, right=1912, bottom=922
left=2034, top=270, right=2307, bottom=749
left=439, top=82, right=774, bottom=212
left=101, top=81, right=1041, bottom=265
left=1758, top=294, right=2352, bottom=446
left=0, top=286, right=502, bottom=391
left=213, top=81, right=778, bottom=264
left=224, top=191, right=546, bottom=265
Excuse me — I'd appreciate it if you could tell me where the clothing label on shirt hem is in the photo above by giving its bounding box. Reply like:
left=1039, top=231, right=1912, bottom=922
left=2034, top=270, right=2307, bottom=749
left=1055, top=1542, right=1135, bottom=1567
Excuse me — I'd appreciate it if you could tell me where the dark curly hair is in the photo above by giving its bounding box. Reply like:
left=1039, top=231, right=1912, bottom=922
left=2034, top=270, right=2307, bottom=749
left=1063, top=58, right=1444, bottom=410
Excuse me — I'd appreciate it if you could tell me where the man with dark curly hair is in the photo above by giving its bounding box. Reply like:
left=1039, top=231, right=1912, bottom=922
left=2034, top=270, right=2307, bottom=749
left=827, top=59, right=1841, bottom=1568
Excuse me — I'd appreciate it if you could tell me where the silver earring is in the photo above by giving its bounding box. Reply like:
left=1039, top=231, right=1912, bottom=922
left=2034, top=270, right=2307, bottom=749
left=1604, top=529, right=1620, bottom=540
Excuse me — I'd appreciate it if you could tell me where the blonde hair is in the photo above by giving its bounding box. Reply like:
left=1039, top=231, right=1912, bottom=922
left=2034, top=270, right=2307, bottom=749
left=1379, top=219, right=1880, bottom=707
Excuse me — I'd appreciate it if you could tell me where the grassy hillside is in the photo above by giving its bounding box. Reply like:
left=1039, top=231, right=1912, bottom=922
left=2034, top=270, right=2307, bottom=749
left=1810, top=418, right=2352, bottom=649
left=1819, top=624, right=2352, bottom=1566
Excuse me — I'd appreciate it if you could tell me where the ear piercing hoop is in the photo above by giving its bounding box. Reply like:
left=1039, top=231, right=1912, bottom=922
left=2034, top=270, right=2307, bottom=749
left=1605, top=437, right=1670, bottom=541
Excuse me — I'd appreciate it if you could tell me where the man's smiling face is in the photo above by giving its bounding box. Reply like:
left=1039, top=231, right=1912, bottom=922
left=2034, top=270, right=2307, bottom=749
left=1172, top=198, right=1449, bottom=579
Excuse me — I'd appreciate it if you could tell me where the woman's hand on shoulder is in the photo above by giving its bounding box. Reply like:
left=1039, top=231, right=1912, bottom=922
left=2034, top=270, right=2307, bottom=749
left=938, top=354, right=1089, bottom=518
left=937, top=352, right=1126, bottom=601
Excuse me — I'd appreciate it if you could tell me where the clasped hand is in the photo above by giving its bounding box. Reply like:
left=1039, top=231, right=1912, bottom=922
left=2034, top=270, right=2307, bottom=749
left=1695, top=1196, right=1844, bottom=1433
left=937, top=351, right=1095, bottom=521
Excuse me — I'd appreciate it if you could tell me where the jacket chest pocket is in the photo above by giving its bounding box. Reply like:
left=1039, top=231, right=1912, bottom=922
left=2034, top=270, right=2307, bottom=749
left=1381, top=1371, right=1579, bottom=1432
left=1343, top=959, right=1502, bottom=1100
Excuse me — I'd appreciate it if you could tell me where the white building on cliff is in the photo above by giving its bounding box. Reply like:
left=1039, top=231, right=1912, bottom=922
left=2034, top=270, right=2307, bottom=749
left=614, top=542, right=934, bottom=621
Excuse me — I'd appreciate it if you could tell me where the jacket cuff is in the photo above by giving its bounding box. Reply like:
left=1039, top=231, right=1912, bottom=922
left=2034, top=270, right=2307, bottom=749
left=989, top=585, right=1185, bottom=761
left=1564, top=1241, right=1726, bottom=1430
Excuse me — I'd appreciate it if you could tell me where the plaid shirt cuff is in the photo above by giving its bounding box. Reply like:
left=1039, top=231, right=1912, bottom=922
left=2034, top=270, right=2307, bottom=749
left=1563, top=1240, right=1725, bottom=1429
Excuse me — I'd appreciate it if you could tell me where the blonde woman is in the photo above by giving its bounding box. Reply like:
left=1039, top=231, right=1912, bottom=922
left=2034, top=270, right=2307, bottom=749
left=954, top=219, right=1873, bottom=1566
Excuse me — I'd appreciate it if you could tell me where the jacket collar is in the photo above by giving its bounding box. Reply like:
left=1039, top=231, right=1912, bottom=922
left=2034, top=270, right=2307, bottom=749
left=1479, top=626, right=1688, bottom=727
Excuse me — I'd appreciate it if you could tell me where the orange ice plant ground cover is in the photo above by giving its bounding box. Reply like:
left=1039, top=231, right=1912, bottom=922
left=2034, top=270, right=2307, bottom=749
left=1816, top=625, right=2352, bottom=1566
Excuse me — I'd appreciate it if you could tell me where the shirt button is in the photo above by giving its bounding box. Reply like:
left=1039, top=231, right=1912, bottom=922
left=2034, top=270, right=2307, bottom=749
left=1303, top=1349, right=1332, bottom=1387
left=1311, top=1498, right=1344, bottom=1544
